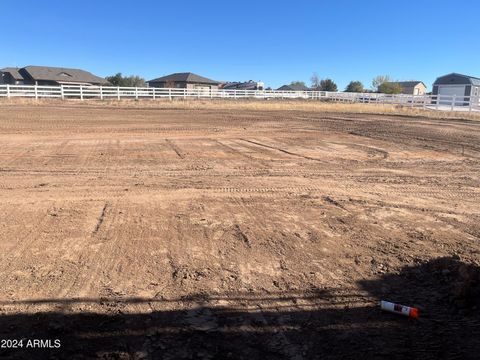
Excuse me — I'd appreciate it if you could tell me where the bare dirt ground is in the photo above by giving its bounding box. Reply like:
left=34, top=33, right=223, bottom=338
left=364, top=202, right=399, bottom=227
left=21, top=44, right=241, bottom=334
left=0, top=103, right=479, bottom=359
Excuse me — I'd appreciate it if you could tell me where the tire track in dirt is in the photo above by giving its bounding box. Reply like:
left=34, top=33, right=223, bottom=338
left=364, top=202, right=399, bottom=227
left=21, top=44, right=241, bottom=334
left=239, top=138, right=325, bottom=162
left=3, top=146, right=36, bottom=167
left=215, top=139, right=271, bottom=166
left=214, top=139, right=254, bottom=160
left=0, top=204, right=68, bottom=300
left=92, top=203, right=108, bottom=235
left=165, top=139, right=185, bottom=159
left=201, top=182, right=480, bottom=202
left=73, top=139, right=103, bottom=179
left=60, top=200, right=121, bottom=299
left=0, top=205, right=48, bottom=265
left=44, top=140, right=71, bottom=166
left=343, top=143, right=389, bottom=160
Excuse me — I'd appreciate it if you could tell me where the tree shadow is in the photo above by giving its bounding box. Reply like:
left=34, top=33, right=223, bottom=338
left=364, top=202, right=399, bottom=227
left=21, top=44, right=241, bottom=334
left=0, top=256, right=478, bottom=359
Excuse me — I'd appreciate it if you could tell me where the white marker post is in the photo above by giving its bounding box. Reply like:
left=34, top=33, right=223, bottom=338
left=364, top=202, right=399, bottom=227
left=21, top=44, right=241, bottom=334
left=380, top=300, right=419, bottom=318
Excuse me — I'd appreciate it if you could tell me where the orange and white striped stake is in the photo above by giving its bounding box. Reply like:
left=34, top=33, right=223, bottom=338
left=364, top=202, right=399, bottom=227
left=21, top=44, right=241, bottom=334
left=380, top=300, right=419, bottom=318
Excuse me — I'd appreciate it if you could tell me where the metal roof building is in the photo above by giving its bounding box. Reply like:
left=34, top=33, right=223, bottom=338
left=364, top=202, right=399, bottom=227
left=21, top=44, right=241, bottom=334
left=433, top=73, right=480, bottom=105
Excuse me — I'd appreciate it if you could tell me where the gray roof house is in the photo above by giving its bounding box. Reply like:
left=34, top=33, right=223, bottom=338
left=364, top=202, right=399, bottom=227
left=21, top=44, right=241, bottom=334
left=277, top=84, right=311, bottom=91
left=147, top=72, right=221, bottom=89
left=384, top=81, right=427, bottom=95
left=0, top=67, right=24, bottom=85
left=0, top=66, right=107, bottom=86
left=433, top=73, right=480, bottom=105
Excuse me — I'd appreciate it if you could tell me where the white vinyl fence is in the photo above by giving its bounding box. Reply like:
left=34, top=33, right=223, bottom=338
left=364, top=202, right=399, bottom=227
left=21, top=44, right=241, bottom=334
left=0, top=84, right=479, bottom=112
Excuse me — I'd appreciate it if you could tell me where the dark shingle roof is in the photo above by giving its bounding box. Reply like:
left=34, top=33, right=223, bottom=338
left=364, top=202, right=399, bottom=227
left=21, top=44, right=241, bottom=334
left=1, top=67, right=24, bottom=80
left=388, top=81, right=426, bottom=88
left=277, top=84, right=310, bottom=91
left=434, top=73, right=480, bottom=86
left=21, top=65, right=106, bottom=84
left=454, top=73, right=480, bottom=86
left=148, top=72, right=220, bottom=85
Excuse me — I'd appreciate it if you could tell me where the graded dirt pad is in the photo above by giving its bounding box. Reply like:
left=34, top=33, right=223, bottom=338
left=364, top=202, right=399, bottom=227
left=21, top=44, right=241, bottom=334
left=0, top=103, right=479, bottom=359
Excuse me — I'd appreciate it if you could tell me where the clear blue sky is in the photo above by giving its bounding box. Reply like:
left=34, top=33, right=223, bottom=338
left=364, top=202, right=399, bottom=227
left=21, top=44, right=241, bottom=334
left=2, top=0, right=479, bottom=90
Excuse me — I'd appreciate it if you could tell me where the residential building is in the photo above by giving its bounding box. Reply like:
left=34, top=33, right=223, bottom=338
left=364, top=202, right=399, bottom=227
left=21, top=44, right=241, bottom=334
left=0, top=65, right=107, bottom=86
left=384, top=81, right=427, bottom=95
left=277, top=84, right=310, bottom=91
left=147, top=72, right=220, bottom=90
left=0, top=68, right=25, bottom=85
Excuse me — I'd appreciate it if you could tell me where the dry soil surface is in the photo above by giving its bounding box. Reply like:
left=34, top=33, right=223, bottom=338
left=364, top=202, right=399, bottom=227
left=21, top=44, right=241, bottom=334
left=0, top=104, right=479, bottom=359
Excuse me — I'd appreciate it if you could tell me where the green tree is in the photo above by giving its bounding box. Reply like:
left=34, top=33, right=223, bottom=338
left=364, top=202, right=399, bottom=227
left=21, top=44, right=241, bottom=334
left=105, top=73, right=123, bottom=86
left=372, top=75, right=392, bottom=91
left=345, top=81, right=364, bottom=93
left=126, top=75, right=146, bottom=87
left=105, top=73, right=146, bottom=87
left=378, top=82, right=403, bottom=94
left=319, top=78, right=338, bottom=92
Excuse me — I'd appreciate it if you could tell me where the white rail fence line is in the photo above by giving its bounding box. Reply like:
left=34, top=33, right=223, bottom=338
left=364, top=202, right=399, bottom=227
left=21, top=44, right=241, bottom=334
left=0, top=84, right=479, bottom=112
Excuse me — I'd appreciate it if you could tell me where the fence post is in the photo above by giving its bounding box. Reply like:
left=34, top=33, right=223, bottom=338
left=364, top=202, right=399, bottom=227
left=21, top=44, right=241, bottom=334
left=153, top=88, right=156, bottom=100
left=117, top=86, right=120, bottom=101
left=169, top=88, right=172, bottom=100
left=34, top=84, right=38, bottom=100
left=61, top=85, right=64, bottom=100
left=80, top=85, right=83, bottom=101
left=451, top=95, right=455, bottom=111
left=100, top=86, right=103, bottom=100
left=469, top=96, right=472, bottom=112
left=6, top=84, right=10, bottom=98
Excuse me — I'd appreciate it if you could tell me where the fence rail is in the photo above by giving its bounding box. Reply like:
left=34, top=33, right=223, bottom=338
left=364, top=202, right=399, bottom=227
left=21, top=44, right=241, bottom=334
left=0, top=84, right=479, bottom=112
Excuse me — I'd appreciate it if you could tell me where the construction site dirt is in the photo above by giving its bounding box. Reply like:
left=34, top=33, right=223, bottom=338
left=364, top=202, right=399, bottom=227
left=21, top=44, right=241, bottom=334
left=0, top=103, right=479, bottom=359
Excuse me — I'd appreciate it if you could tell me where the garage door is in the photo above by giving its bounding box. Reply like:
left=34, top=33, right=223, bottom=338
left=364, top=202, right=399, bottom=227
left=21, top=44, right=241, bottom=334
left=438, top=85, right=466, bottom=105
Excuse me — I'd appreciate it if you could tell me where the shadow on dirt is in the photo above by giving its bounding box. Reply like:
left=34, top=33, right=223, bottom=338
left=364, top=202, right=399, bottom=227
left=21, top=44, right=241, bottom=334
left=0, top=256, right=479, bottom=360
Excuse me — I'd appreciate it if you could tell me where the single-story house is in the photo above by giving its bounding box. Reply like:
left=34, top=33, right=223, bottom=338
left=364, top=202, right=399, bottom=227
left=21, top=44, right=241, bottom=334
left=147, top=72, right=220, bottom=90
left=432, top=73, right=480, bottom=105
left=383, top=81, right=427, bottom=95
left=277, top=84, right=310, bottom=91
left=0, top=65, right=107, bottom=86
left=0, top=68, right=25, bottom=85
left=222, top=81, right=265, bottom=90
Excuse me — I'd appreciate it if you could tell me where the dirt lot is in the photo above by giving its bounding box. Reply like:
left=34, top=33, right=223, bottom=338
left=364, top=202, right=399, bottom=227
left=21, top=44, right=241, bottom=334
left=0, top=102, right=479, bottom=359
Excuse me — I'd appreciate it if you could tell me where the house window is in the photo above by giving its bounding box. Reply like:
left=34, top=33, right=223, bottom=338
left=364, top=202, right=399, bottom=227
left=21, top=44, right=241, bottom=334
left=475, top=87, right=479, bottom=96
